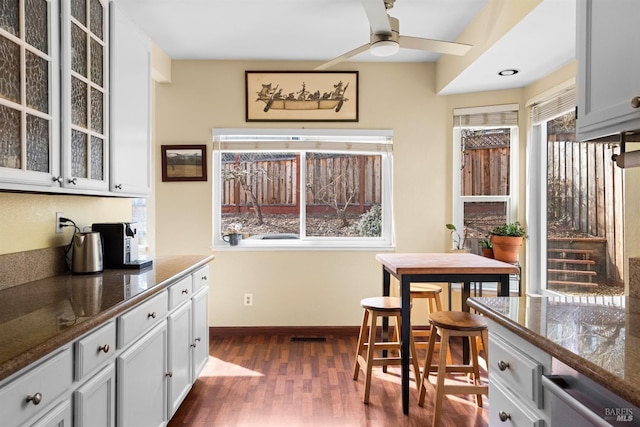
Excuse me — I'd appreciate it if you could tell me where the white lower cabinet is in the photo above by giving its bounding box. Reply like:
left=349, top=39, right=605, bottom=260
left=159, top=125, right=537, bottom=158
left=168, top=300, right=193, bottom=418
left=31, top=399, right=72, bottom=427
left=0, top=265, right=210, bottom=427
left=117, top=321, right=168, bottom=427
left=191, top=286, right=209, bottom=382
left=73, top=365, right=115, bottom=427
left=487, top=319, right=551, bottom=426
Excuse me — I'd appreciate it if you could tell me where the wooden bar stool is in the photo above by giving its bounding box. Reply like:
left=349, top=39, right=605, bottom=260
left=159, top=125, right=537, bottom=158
left=407, top=284, right=443, bottom=348
left=353, top=296, right=421, bottom=404
left=418, top=311, right=489, bottom=426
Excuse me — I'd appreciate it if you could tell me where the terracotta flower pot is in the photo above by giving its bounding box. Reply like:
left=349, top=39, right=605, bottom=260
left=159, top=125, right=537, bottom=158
left=481, top=248, right=494, bottom=259
left=490, top=235, right=523, bottom=263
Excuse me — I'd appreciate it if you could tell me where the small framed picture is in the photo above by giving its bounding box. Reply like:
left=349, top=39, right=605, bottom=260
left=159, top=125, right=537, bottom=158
left=161, top=145, right=207, bottom=182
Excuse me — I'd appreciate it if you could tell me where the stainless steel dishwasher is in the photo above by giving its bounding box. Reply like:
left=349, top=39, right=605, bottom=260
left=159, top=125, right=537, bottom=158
left=543, top=358, right=639, bottom=426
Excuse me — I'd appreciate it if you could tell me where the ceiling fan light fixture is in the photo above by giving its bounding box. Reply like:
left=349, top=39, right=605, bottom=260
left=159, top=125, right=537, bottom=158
left=370, top=40, right=400, bottom=56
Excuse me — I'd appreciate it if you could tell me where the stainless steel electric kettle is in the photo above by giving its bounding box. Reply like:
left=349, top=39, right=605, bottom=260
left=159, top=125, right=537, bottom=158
left=72, top=232, right=104, bottom=274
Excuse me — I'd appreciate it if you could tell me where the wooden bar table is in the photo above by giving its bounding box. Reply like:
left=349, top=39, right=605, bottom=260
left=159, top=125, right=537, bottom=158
left=375, top=252, right=520, bottom=415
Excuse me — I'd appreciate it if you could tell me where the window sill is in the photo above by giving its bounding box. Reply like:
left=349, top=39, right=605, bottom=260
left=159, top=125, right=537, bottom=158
left=211, top=239, right=395, bottom=252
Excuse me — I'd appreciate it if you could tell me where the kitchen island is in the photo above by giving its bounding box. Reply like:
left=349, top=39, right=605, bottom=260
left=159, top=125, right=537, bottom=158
left=469, top=295, right=640, bottom=425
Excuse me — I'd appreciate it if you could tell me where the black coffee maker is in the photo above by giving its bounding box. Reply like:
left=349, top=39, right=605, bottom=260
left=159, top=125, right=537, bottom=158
left=91, top=223, right=152, bottom=269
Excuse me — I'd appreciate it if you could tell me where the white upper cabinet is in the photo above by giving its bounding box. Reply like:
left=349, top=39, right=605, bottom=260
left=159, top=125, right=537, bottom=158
left=576, top=0, right=640, bottom=141
left=61, top=0, right=110, bottom=192
left=0, top=0, right=151, bottom=196
left=0, top=0, right=61, bottom=189
left=109, top=1, right=152, bottom=196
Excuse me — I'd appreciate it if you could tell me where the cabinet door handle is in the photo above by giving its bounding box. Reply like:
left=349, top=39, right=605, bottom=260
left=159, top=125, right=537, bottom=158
left=68, top=177, right=78, bottom=185
left=201, top=275, right=207, bottom=280
left=148, top=311, right=157, bottom=319
left=498, top=411, right=511, bottom=422
left=497, top=360, right=510, bottom=371
left=166, top=372, right=173, bottom=378
left=631, top=96, right=640, bottom=109
left=26, top=392, right=42, bottom=405
left=52, top=176, right=62, bottom=184
left=98, top=344, right=110, bottom=353
left=114, top=184, right=122, bottom=190
left=182, top=289, right=189, bottom=295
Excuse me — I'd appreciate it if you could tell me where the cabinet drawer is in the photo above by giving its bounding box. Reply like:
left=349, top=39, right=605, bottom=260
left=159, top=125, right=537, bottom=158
left=192, top=265, right=209, bottom=292
left=489, top=334, right=544, bottom=408
left=0, top=348, right=72, bottom=427
left=490, top=377, right=545, bottom=427
left=118, top=291, right=168, bottom=347
left=76, top=321, right=117, bottom=380
left=169, top=276, right=193, bottom=310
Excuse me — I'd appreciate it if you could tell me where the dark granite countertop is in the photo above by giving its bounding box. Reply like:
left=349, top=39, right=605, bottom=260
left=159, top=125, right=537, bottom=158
left=0, top=254, right=214, bottom=383
left=468, top=295, right=640, bottom=408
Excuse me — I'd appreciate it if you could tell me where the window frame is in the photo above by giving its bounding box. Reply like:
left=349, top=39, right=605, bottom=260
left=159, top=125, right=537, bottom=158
left=451, top=105, right=520, bottom=246
left=211, top=128, right=395, bottom=251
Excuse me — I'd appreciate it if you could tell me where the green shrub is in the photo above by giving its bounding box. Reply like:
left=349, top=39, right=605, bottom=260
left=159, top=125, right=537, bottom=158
left=356, top=205, right=382, bottom=237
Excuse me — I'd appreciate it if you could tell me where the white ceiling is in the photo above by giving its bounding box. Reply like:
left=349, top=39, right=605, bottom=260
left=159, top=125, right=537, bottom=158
left=114, top=0, right=576, bottom=94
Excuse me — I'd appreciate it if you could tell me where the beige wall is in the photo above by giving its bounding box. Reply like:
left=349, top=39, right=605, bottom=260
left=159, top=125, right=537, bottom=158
left=0, top=193, right=131, bottom=255
left=154, top=60, right=532, bottom=327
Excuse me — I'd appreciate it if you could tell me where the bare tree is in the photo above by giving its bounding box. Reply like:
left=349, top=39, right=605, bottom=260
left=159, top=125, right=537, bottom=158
left=307, top=155, right=359, bottom=227
left=222, top=162, right=266, bottom=225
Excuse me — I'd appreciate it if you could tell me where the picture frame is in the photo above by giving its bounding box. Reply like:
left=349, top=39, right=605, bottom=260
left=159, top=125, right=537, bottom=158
left=161, top=145, right=207, bottom=182
left=245, top=71, right=358, bottom=122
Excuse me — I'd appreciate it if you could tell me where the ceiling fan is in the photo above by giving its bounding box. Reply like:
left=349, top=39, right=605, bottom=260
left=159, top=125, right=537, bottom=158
left=315, top=0, right=472, bottom=70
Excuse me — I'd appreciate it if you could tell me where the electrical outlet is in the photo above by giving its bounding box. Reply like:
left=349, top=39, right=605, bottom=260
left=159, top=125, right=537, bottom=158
left=55, top=212, right=65, bottom=233
left=244, top=293, right=253, bottom=306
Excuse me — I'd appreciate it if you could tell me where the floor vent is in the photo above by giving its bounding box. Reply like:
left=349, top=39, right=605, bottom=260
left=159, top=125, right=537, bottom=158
left=290, top=337, right=327, bottom=342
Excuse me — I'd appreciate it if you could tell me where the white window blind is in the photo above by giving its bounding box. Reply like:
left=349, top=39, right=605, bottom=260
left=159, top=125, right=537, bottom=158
left=530, top=88, right=576, bottom=124
left=453, top=104, right=519, bottom=127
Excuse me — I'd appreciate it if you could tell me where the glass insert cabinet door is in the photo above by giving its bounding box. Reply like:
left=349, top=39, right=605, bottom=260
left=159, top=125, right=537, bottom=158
left=61, top=0, right=109, bottom=191
left=0, top=0, right=61, bottom=187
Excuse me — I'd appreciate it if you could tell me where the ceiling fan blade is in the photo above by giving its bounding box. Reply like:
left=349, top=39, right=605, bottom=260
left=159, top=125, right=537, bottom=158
left=361, top=0, right=392, bottom=34
left=314, top=43, right=370, bottom=70
left=398, top=35, right=472, bottom=56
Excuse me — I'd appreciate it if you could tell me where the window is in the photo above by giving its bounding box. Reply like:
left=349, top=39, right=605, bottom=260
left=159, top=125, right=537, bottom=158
left=212, top=129, right=394, bottom=249
left=528, top=89, right=624, bottom=296
left=452, top=105, right=519, bottom=254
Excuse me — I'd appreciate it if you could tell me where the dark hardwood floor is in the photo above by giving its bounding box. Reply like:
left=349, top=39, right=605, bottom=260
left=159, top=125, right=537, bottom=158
left=168, top=333, right=488, bottom=426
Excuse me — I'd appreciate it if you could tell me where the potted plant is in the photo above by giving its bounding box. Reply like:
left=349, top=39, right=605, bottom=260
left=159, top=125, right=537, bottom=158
left=446, top=223, right=468, bottom=252
left=480, top=238, right=494, bottom=258
left=490, top=221, right=526, bottom=263
left=223, top=223, right=243, bottom=246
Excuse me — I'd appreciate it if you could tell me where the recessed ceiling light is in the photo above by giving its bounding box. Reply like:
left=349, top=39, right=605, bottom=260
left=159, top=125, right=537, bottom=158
left=498, top=69, right=519, bottom=76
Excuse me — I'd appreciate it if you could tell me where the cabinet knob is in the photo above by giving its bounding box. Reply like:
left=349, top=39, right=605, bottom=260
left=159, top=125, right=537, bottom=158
left=497, top=360, right=510, bottom=371
left=26, top=392, right=42, bottom=405
left=202, top=275, right=207, bottom=280
left=98, top=344, right=110, bottom=353
left=148, top=311, right=157, bottom=319
left=498, top=411, right=511, bottom=422
left=114, top=184, right=122, bottom=190
left=68, top=177, right=77, bottom=185
left=166, top=372, right=173, bottom=378
left=52, top=176, right=62, bottom=184
left=182, top=289, right=189, bottom=295
left=631, top=96, right=640, bottom=109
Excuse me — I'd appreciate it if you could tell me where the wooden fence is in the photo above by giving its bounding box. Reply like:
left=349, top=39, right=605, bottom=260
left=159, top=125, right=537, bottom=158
left=461, top=146, right=510, bottom=196
left=547, top=137, right=624, bottom=285
left=222, top=154, right=381, bottom=213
